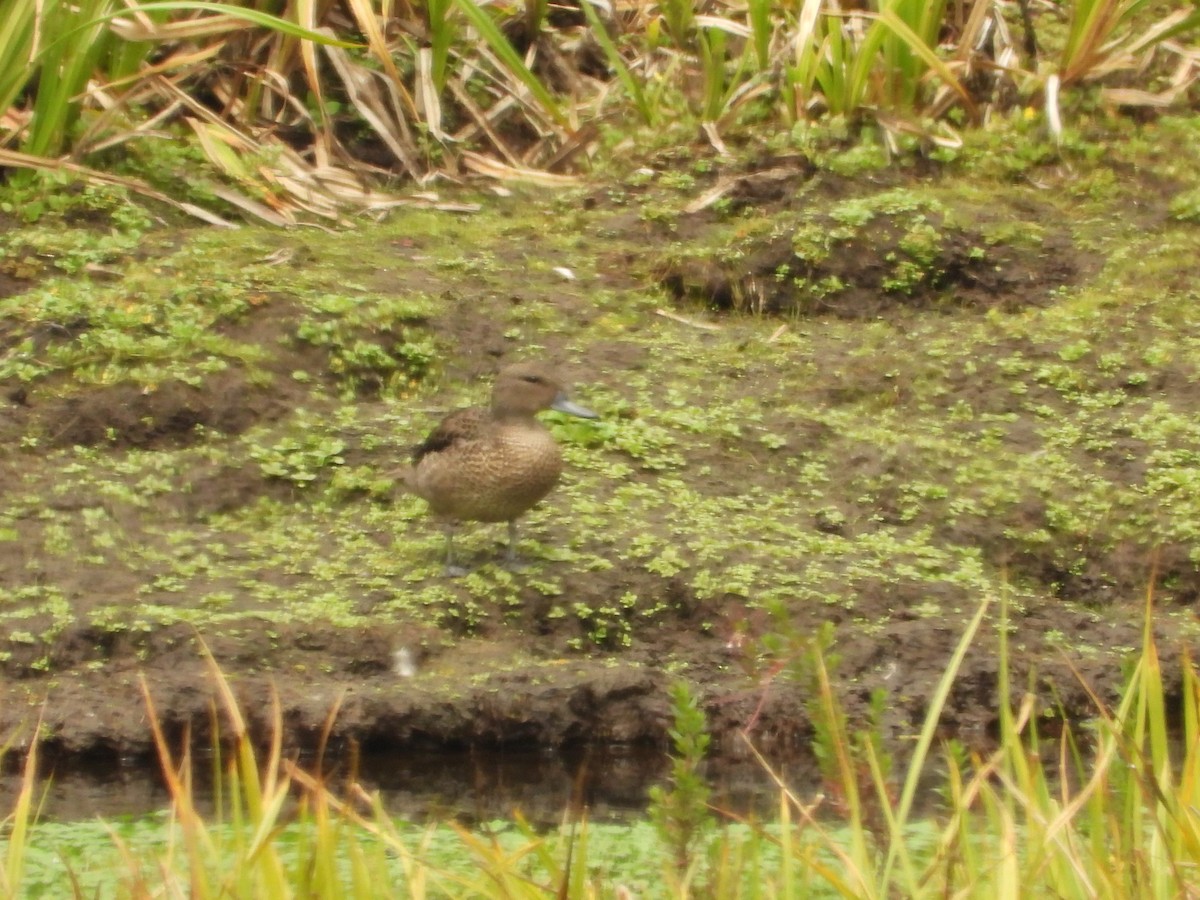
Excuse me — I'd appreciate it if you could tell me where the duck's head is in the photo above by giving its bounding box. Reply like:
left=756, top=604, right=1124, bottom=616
left=491, top=362, right=597, bottom=420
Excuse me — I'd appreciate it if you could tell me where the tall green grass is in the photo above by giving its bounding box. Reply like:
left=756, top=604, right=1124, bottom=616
left=0, top=719, right=41, bottom=897
left=0, top=1, right=347, bottom=157
left=0, top=0, right=123, bottom=158
left=1060, top=0, right=1200, bottom=85
left=0, top=0, right=1196, bottom=216
left=3, top=590, right=1199, bottom=897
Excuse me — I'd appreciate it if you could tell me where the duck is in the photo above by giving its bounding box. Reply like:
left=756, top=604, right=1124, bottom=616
left=406, top=362, right=597, bottom=574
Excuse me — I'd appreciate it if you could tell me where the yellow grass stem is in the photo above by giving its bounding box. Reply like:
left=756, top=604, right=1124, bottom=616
left=878, top=594, right=991, bottom=892
left=0, top=715, right=39, bottom=896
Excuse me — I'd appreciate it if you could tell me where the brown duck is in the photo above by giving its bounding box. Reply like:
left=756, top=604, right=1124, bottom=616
left=407, top=362, right=597, bottom=574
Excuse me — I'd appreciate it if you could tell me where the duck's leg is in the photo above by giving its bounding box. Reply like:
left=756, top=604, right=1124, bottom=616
left=443, top=523, right=469, bottom=577
left=505, top=520, right=523, bottom=569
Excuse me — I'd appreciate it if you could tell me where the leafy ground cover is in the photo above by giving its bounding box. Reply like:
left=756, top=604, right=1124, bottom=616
left=1, top=113, right=1200, bottom=773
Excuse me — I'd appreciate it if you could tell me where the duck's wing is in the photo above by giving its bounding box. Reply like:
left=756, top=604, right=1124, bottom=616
left=411, top=408, right=489, bottom=463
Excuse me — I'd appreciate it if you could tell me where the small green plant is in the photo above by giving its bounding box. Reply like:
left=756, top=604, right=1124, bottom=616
left=251, top=434, right=346, bottom=485
left=294, top=293, right=437, bottom=395
left=648, top=682, right=715, bottom=885
left=897, top=220, right=942, bottom=267
left=1169, top=187, right=1200, bottom=222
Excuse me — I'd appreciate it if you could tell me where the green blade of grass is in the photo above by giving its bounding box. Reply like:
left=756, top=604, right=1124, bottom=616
left=0, top=0, right=37, bottom=117
left=879, top=593, right=991, bottom=891
left=66, top=1, right=359, bottom=48
left=452, top=0, right=567, bottom=128
left=876, top=6, right=974, bottom=115
left=2, top=716, right=40, bottom=895
left=579, top=0, right=653, bottom=125
left=428, top=0, right=456, bottom=92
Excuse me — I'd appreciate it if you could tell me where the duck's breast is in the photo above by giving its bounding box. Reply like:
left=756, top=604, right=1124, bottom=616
left=413, top=425, right=563, bottom=522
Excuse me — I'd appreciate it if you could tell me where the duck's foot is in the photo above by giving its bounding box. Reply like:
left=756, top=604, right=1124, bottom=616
left=501, top=545, right=528, bottom=571
left=442, top=527, right=469, bottom=577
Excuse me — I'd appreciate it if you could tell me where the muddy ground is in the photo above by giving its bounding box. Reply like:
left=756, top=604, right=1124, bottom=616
left=2, top=120, right=1200, bottom=787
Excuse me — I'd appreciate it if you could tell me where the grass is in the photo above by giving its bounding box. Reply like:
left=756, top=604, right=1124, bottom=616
left=3, top=592, right=1200, bottom=896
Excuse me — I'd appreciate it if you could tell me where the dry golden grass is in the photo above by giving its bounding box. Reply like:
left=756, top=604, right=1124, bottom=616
left=0, top=1, right=1196, bottom=220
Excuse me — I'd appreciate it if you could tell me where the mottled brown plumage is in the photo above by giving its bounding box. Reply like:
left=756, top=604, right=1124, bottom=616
left=406, top=362, right=597, bottom=573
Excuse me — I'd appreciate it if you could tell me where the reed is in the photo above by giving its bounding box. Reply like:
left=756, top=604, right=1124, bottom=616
left=0, top=1, right=1194, bottom=218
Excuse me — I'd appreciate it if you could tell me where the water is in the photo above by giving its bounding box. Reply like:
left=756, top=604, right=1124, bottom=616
left=6, top=743, right=814, bottom=825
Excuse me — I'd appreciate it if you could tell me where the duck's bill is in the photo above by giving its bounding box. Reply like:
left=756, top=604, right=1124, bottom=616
left=551, top=394, right=598, bottom=419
